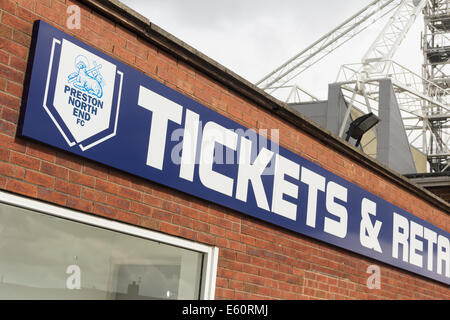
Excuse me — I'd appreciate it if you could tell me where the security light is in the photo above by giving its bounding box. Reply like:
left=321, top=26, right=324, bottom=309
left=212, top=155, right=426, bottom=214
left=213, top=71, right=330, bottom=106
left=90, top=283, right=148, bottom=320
left=345, top=112, right=380, bottom=147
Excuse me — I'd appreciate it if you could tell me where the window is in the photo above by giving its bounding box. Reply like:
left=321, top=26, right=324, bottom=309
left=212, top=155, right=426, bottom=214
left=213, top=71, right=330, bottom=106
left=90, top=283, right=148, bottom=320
left=0, top=191, right=218, bottom=300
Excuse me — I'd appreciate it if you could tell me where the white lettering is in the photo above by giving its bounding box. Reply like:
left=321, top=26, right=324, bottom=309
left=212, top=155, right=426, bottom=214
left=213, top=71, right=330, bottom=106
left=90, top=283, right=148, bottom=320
left=271, top=154, right=299, bottom=221
left=409, top=221, right=424, bottom=268
left=300, top=167, right=325, bottom=228
left=437, top=235, right=450, bottom=277
left=199, top=122, right=237, bottom=197
left=236, top=137, right=274, bottom=211
left=423, top=227, right=437, bottom=272
left=324, top=181, right=348, bottom=238
left=392, top=212, right=409, bottom=263
left=138, top=86, right=182, bottom=170
left=360, top=198, right=382, bottom=253
left=179, top=110, right=200, bottom=182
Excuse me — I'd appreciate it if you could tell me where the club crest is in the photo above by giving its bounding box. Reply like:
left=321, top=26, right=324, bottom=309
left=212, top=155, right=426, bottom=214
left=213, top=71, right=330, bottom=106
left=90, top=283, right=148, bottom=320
left=43, top=38, right=123, bottom=151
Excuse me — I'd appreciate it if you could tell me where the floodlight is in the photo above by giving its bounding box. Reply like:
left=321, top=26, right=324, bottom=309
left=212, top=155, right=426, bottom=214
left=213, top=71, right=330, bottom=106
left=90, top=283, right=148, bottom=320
left=345, top=112, right=380, bottom=147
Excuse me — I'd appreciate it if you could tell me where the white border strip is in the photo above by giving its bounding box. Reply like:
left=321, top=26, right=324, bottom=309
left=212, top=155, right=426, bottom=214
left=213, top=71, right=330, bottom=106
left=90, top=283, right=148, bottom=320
left=43, top=38, right=76, bottom=147
left=0, top=190, right=218, bottom=300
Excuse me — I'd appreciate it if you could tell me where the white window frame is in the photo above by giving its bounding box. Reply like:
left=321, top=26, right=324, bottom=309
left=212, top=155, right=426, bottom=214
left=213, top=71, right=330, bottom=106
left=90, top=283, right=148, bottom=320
left=0, top=190, right=219, bottom=300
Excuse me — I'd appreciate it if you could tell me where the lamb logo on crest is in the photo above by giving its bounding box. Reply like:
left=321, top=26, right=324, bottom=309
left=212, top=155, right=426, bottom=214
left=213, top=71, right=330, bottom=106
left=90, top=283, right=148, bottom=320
left=68, top=55, right=104, bottom=99
left=43, top=38, right=123, bottom=151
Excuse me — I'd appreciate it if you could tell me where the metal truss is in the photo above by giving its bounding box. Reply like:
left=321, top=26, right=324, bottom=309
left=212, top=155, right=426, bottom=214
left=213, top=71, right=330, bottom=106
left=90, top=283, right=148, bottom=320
left=422, top=0, right=450, bottom=171
left=256, top=0, right=450, bottom=172
left=256, top=0, right=400, bottom=92
left=362, top=0, right=427, bottom=73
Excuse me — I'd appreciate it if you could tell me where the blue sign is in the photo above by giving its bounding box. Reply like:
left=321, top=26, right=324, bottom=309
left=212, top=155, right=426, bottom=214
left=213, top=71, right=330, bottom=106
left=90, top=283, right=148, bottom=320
left=20, top=21, right=449, bottom=285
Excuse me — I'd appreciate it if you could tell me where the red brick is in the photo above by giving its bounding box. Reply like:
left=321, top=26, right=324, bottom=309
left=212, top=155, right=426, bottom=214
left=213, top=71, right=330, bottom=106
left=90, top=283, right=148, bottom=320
left=69, top=170, right=95, bottom=188
left=66, top=0, right=91, bottom=18
left=1, top=107, right=18, bottom=124
left=55, top=152, right=82, bottom=171
left=9, top=56, right=27, bottom=72
left=26, top=142, right=56, bottom=162
left=151, top=209, right=172, bottom=222
left=117, top=210, right=139, bottom=225
left=6, top=178, right=36, bottom=197
left=25, top=170, right=54, bottom=187
left=66, top=196, right=92, bottom=213
left=107, top=194, right=130, bottom=210
left=0, top=175, right=6, bottom=188
left=160, top=222, right=180, bottom=236
left=0, top=134, right=26, bottom=152
left=126, top=40, right=147, bottom=59
left=0, top=36, right=28, bottom=59
left=82, top=162, right=108, bottom=179
left=158, top=63, right=178, bottom=86
left=142, top=193, right=162, bottom=208
left=113, top=45, right=135, bottom=64
left=16, top=6, right=38, bottom=23
left=140, top=216, right=159, bottom=230
left=81, top=187, right=106, bottom=203
left=116, top=25, right=136, bottom=42
left=10, top=151, right=40, bottom=170
left=179, top=227, right=197, bottom=241
left=172, top=215, right=193, bottom=229
left=118, top=186, right=141, bottom=201
left=0, top=119, right=15, bottom=135
left=55, top=179, right=81, bottom=197
left=0, top=0, right=16, bottom=14
left=95, top=178, right=118, bottom=194
left=83, top=16, right=102, bottom=35
left=0, top=147, right=9, bottom=161
left=135, top=56, right=157, bottom=75
left=108, top=170, right=132, bottom=187
left=0, top=78, right=6, bottom=91
left=51, top=0, right=66, bottom=16
left=37, top=187, right=67, bottom=206
left=86, top=31, right=113, bottom=53
left=91, top=11, right=115, bottom=32
left=0, top=24, right=12, bottom=38
left=35, top=2, right=63, bottom=25
left=12, top=29, right=31, bottom=48
left=40, top=162, right=68, bottom=180
left=93, top=203, right=116, bottom=218
left=152, top=186, right=172, bottom=200
left=130, top=201, right=151, bottom=216
left=216, top=288, right=235, bottom=299
left=16, top=0, right=35, bottom=11
left=130, top=178, right=154, bottom=194
left=0, top=91, right=21, bottom=109
left=191, top=199, right=209, bottom=213
left=0, top=114, right=15, bottom=134
left=0, top=161, right=24, bottom=178
left=210, top=224, right=226, bottom=237
left=198, top=232, right=215, bottom=245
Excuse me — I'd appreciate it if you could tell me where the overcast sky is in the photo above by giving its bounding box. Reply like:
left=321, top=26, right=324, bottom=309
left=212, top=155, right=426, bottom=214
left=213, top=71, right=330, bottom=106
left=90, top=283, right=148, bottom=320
left=119, top=0, right=424, bottom=100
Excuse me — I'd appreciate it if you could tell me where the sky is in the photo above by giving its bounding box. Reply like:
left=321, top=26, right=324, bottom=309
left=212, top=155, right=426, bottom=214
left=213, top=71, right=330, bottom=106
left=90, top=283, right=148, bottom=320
left=119, top=0, right=425, bottom=100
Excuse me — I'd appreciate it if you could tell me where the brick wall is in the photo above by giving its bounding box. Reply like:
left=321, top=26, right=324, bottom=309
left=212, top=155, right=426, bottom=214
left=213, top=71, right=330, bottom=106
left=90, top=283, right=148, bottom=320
left=0, top=0, right=449, bottom=299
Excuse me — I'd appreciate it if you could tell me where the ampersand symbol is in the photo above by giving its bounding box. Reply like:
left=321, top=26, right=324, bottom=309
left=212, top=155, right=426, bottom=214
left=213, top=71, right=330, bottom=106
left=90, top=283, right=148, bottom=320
left=360, top=198, right=383, bottom=253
